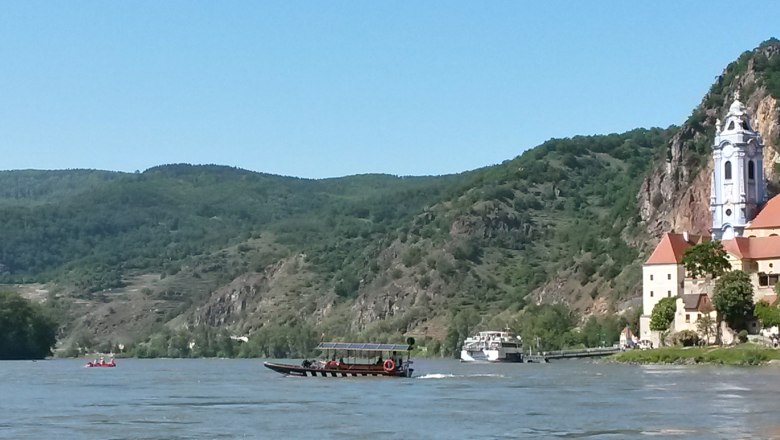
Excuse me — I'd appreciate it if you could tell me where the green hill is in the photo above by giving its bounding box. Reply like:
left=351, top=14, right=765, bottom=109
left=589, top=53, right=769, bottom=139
left=0, top=129, right=672, bottom=356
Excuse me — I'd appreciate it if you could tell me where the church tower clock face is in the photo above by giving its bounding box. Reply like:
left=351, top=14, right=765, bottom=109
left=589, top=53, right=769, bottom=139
left=722, top=143, right=733, bottom=158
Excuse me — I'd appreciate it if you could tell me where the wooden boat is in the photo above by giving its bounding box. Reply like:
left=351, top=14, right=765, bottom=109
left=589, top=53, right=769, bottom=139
left=264, top=341, right=414, bottom=378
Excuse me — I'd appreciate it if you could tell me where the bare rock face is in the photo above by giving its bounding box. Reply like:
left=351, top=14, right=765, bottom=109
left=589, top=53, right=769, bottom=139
left=192, top=254, right=331, bottom=330
left=349, top=239, right=440, bottom=332
left=756, top=95, right=780, bottom=177
left=638, top=127, right=712, bottom=239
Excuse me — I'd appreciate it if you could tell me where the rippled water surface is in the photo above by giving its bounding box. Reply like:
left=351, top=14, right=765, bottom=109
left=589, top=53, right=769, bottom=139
left=2, top=358, right=780, bottom=439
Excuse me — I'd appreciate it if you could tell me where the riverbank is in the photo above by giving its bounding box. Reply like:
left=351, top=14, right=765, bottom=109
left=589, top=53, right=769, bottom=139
left=611, top=344, right=780, bottom=366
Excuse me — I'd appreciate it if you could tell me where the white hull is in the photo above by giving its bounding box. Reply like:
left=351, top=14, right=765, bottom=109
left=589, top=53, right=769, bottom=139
left=460, top=349, right=524, bottom=362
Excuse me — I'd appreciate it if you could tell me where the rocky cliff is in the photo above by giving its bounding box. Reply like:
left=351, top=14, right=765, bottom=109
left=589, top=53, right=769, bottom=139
left=639, top=40, right=780, bottom=242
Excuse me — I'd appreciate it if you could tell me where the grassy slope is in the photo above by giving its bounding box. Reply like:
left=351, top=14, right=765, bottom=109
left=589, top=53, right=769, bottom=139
left=612, top=344, right=780, bottom=366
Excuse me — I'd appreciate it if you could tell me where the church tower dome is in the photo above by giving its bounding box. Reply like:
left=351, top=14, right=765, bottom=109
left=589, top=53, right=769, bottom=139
left=711, top=93, right=767, bottom=240
left=728, top=98, right=746, bottom=115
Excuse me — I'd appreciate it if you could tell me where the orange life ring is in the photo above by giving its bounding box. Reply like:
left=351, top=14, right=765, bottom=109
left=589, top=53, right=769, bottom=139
left=383, top=359, right=395, bottom=373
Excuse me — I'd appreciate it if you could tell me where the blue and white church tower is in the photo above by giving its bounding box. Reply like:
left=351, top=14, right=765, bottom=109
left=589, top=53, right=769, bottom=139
left=711, top=94, right=767, bottom=240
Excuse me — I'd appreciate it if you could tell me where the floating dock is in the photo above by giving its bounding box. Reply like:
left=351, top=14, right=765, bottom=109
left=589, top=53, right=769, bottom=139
left=525, top=347, right=621, bottom=363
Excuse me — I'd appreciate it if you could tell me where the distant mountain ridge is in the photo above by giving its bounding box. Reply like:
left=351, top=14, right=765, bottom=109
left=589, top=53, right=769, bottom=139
left=2, top=39, right=779, bottom=357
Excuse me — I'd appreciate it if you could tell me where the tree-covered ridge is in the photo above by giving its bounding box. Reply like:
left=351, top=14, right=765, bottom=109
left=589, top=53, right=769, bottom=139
left=0, top=124, right=675, bottom=357
left=0, top=164, right=451, bottom=287
left=426, top=128, right=672, bottom=297
left=315, top=127, right=674, bottom=357
left=282, top=127, right=672, bottom=306
left=0, top=169, right=123, bottom=205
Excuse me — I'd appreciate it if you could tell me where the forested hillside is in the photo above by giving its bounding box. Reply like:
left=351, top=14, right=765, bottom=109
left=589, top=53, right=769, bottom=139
left=0, top=165, right=454, bottom=289
left=0, top=128, right=672, bottom=357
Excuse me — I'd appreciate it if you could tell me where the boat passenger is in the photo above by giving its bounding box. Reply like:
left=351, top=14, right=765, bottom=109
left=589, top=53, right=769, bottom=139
left=375, top=356, right=383, bottom=365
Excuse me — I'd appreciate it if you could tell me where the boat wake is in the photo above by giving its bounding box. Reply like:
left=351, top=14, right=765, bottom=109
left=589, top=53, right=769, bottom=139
left=416, top=373, right=505, bottom=380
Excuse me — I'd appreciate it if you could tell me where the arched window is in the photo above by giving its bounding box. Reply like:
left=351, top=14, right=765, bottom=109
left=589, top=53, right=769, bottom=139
left=748, top=160, right=755, bottom=180
left=724, top=161, right=732, bottom=180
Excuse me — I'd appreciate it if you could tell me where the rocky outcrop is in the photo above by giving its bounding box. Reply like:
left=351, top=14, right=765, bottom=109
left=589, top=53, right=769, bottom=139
left=192, top=254, right=332, bottom=330
left=755, top=95, right=780, bottom=177
left=349, top=239, right=443, bottom=331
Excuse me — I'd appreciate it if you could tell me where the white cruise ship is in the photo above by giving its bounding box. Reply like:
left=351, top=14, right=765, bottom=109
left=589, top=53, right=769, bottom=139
left=460, top=330, right=523, bottom=362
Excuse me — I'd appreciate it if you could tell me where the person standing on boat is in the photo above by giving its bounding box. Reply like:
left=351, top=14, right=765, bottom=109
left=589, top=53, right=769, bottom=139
left=392, top=351, right=402, bottom=371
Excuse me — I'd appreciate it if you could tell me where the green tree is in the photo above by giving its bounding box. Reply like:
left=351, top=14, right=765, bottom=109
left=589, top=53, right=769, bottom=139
left=649, top=297, right=676, bottom=332
left=215, top=329, right=236, bottom=358
left=754, top=300, right=780, bottom=328
left=580, top=315, right=621, bottom=348
left=696, top=314, right=717, bottom=345
left=621, top=307, right=642, bottom=338
left=712, top=270, right=754, bottom=331
left=682, top=241, right=730, bottom=279
left=517, top=304, right=576, bottom=351
left=695, top=301, right=717, bottom=345
left=0, top=291, right=58, bottom=360
left=443, top=308, right=480, bottom=357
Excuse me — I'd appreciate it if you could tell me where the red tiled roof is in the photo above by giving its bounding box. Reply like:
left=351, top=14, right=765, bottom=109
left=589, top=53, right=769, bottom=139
left=747, top=195, right=780, bottom=230
left=645, top=233, right=707, bottom=265
left=722, top=236, right=780, bottom=259
left=721, top=237, right=749, bottom=259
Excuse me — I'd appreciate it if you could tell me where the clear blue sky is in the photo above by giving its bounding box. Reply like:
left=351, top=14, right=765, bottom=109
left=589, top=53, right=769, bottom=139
left=1, top=2, right=778, bottom=179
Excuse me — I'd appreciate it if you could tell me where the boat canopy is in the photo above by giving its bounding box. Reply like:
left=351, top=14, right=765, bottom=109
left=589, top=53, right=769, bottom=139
left=317, top=342, right=411, bottom=352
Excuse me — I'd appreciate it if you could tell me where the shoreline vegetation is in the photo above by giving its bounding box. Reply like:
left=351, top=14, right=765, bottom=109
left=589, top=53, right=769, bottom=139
left=610, top=344, right=780, bottom=366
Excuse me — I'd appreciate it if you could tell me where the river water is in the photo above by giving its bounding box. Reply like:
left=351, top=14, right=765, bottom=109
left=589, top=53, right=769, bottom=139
left=2, top=358, right=779, bottom=439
